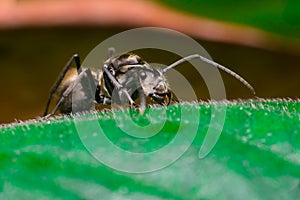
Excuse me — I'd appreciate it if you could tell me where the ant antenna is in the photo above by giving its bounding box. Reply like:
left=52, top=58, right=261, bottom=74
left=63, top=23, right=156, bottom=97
left=163, top=54, right=255, bottom=95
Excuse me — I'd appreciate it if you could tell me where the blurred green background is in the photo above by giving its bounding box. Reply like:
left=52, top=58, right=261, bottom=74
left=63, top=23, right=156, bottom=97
left=0, top=0, right=300, bottom=123
left=160, top=0, right=300, bottom=38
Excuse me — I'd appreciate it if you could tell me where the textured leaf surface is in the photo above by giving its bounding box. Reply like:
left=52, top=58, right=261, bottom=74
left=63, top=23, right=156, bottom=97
left=1, top=100, right=300, bottom=199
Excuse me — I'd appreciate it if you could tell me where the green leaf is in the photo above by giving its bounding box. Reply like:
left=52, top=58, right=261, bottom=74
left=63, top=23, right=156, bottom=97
left=0, top=100, right=300, bottom=199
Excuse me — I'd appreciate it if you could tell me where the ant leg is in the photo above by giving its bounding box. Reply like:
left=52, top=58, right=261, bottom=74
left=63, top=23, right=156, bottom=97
left=103, top=66, right=145, bottom=112
left=138, top=86, right=146, bottom=114
left=97, top=95, right=112, bottom=105
left=95, top=85, right=111, bottom=105
left=102, top=67, right=135, bottom=106
left=46, top=68, right=95, bottom=117
left=43, top=54, right=81, bottom=116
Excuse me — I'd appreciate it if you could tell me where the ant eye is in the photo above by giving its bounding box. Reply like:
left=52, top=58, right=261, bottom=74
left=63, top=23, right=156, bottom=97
left=140, top=71, right=147, bottom=80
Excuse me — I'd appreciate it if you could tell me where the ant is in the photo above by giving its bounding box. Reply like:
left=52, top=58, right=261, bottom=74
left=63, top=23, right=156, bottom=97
left=43, top=48, right=255, bottom=117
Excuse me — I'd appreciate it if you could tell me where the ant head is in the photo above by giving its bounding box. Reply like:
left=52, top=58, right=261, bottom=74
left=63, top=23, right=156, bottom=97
left=136, top=67, right=171, bottom=105
left=104, top=53, right=171, bottom=105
